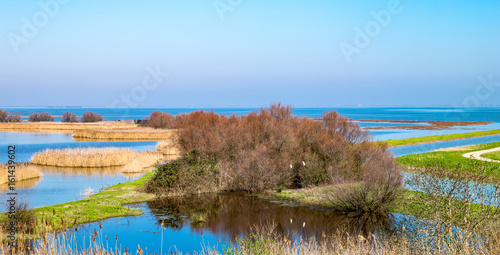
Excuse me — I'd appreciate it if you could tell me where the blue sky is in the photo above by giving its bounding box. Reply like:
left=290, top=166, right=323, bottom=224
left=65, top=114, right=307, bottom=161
left=0, top=0, right=499, bottom=107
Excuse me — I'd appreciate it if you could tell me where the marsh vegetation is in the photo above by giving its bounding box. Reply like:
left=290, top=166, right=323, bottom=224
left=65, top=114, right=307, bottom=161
left=0, top=163, right=42, bottom=184
left=30, top=147, right=162, bottom=172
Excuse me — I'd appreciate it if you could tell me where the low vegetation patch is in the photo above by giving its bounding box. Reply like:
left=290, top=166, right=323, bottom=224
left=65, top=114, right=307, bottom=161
left=141, top=110, right=177, bottom=129
left=382, top=129, right=500, bottom=147
left=28, top=112, right=54, bottom=122
left=30, top=147, right=162, bottom=170
left=0, top=163, right=42, bottom=184
left=80, top=111, right=104, bottom=123
left=397, top=142, right=500, bottom=181
left=145, top=150, right=218, bottom=195
left=0, top=109, right=21, bottom=123
left=483, top=151, right=500, bottom=161
left=61, top=111, right=78, bottom=123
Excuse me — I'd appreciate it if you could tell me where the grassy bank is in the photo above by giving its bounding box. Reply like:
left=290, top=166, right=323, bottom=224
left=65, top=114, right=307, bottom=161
left=0, top=171, right=156, bottom=236
left=31, top=147, right=162, bottom=170
left=72, top=128, right=176, bottom=140
left=483, top=151, right=500, bottom=161
left=382, top=129, right=500, bottom=147
left=397, top=142, right=500, bottom=181
left=263, top=186, right=498, bottom=224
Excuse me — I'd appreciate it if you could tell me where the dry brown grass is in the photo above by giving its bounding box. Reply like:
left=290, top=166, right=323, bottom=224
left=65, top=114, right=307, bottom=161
left=121, top=151, right=163, bottom=173
left=156, top=140, right=181, bottom=155
left=0, top=224, right=498, bottom=255
left=73, top=128, right=177, bottom=140
left=30, top=148, right=162, bottom=170
left=0, top=121, right=135, bottom=133
left=0, top=163, right=42, bottom=184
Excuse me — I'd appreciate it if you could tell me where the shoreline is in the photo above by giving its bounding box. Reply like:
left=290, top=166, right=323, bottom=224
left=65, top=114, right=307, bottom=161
left=381, top=129, right=500, bottom=147
left=0, top=171, right=156, bottom=239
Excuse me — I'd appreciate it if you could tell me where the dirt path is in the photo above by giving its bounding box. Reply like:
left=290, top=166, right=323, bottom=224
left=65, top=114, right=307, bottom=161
left=463, top=147, right=500, bottom=163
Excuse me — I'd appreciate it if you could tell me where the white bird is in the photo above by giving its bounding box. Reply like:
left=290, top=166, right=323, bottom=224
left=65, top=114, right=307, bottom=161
left=290, top=164, right=293, bottom=169
left=303, top=222, right=305, bottom=227
left=290, top=219, right=293, bottom=224
left=302, top=161, right=306, bottom=166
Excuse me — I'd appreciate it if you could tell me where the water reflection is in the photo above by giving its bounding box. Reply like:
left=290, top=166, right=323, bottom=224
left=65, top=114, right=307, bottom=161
left=147, top=193, right=396, bottom=243
left=0, top=177, right=41, bottom=191
left=63, top=193, right=398, bottom=253
left=36, top=165, right=148, bottom=179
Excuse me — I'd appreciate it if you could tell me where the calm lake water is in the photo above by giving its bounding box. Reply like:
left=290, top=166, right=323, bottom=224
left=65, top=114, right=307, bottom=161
left=0, top=131, right=157, bottom=211
left=0, top=131, right=158, bottom=163
left=55, top=193, right=397, bottom=254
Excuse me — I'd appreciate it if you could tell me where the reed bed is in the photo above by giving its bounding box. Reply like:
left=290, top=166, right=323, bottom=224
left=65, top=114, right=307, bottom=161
left=0, top=121, right=135, bottom=132
left=121, top=151, right=163, bottom=173
left=0, top=224, right=498, bottom=255
left=156, top=140, right=180, bottom=155
left=0, top=163, right=42, bottom=184
left=73, top=128, right=177, bottom=141
left=30, top=148, right=161, bottom=169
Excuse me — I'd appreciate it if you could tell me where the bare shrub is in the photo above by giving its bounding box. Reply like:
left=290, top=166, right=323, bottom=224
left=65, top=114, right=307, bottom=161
left=1, top=201, right=37, bottom=235
left=80, top=111, right=103, bottom=123
left=141, top=111, right=176, bottom=129
left=5, top=114, right=21, bottom=123
left=61, top=111, right=78, bottom=123
left=28, top=112, right=54, bottom=122
left=147, top=103, right=401, bottom=201
left=0, top=109, right=7, bottom=122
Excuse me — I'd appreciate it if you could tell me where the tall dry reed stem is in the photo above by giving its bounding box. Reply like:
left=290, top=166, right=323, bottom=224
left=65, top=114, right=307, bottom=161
left=31, top=148, right=162, bottom=169
left=73, top=129, right=176, bottom=140
left=0, top=121, right=136, bottom=132
left=156, top=140, right=180, bottom=155
left=0, top=163, right=42, bottom=184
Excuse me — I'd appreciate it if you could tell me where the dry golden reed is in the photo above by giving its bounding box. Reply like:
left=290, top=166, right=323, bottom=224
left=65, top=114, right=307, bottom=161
left=156, top=140, right=180, bottom=155
left=0, top=163, right=42, bottom=184
left=0, top=226, right=498, bottom=255
left=121, top=151, right=163, bottom=173
left=0, top=121, right=135, bottom=133
left=30, top=148, right=161, bottom=169
left=73, top=128, right=176, bottom=141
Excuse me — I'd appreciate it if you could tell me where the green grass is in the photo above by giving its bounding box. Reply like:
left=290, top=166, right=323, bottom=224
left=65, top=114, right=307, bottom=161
left=483, top=151, right=500, bottom=161
left=262, top=187, right=497, bottom=223
left=380, top=129, right=500, bottom=147
left=1, top=171, right=156, bottom=237
left=396, top=142, right=500, bottom=181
